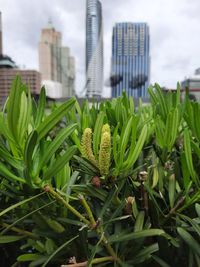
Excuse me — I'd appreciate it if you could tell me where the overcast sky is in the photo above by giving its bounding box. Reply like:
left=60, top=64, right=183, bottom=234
left=1, top=0, right=200, bottom=96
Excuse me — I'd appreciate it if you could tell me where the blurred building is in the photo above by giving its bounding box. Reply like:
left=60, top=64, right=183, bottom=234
left=181, top=69, right=200, bottom=101
left=38, top=20, right=75, bottom=98
left=0, top=69, right=41, bottom=105
left=86, top=0, right=103, bottom=97
left=111, top=22, right=150, bottom=98
left=0, top=12, right=41, bottom=106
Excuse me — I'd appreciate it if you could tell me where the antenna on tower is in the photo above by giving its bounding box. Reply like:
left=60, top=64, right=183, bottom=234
left=47, top=17, right=54, bottom=29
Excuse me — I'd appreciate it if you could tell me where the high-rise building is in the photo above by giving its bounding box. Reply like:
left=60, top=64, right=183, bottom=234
left=86, top=0, right=103, bottom=97
left=111, top=22, right=150, bottom=98
left=39, top=21, right=75, bottom=98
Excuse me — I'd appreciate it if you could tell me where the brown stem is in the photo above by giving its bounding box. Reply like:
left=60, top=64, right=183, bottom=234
left=61, top=256, right=114, bottom=267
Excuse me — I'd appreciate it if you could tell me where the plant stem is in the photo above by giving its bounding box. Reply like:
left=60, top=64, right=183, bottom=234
left=78, top=195, right=120, bottom=262
left=61, top=256, right=114, bottom=266
left=45, top=185, right=122, bottom=264
left=44, top=185, right=90, bottom=226
left=79, top=194, right=96, bottom=227
left=1, top=222, right=38, bottom=239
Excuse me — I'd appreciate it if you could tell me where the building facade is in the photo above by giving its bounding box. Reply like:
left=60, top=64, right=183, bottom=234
left=38, top=21, right=75, bottom=98
left=181, top=69, right=200, bottom=101
left=111, top=22, right=150, bottom=98
left=86, top=0, right=103, bottom=97
left=0, top=69, right=41, bottom=105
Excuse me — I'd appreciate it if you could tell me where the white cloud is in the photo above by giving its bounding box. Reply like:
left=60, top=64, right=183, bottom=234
left=1, top=0, right=200, bottom=96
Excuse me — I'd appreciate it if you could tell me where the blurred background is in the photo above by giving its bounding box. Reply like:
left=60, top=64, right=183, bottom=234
left=0, top=0, right=200, bottom=101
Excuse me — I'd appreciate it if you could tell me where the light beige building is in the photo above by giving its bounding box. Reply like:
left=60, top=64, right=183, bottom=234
left=0, top=69, right=41, bottom=105
left=38, top=21, right=75, bottom=98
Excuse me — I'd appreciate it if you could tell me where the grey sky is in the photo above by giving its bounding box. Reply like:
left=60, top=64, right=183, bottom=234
left=1, top=0, right=200, bottom=96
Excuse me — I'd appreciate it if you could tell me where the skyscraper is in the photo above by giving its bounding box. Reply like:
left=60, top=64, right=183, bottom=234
left=111, top=23, right=150, bottom=98
left=86, top=0, right=103, bottom=97
left=39, top=21, right=75, bottom=98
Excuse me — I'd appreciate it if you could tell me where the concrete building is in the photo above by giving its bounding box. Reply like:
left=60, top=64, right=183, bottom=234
left=111, top=23, right=150, bottom=98
left=38, top=21, right=75, bottom=98
left=86, top=0, right=103, bottom=97
left=0, top=69, right=41, bottom=105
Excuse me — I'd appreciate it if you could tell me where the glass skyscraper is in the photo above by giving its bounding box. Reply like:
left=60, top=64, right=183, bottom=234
left=111, top=23, right=150, bottom=98
left=86, top=0, right=103, bottom=97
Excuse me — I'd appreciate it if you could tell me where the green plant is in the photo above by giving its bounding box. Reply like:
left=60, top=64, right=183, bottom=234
left=0, top=77, right=199, bottom=267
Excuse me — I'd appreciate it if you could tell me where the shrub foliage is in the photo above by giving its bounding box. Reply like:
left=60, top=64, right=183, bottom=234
left=0, top=76, right=199, bottom=267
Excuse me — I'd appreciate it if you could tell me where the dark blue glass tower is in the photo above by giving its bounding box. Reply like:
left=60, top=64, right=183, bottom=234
left=86, top=0, right=103, bottom=97
left=111, top=23, right=150, bottom=98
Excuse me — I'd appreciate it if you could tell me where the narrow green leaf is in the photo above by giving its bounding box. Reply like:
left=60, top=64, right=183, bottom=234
left=169, top=107, right=179, bottom=149
left=129, top=96, right=134, bottom=114
left=43, top=146, right=77, bottom=180
left=152, top=166, right=159, bottom=188
left=0, top=162, right=25, bottom=183
left=109, top=229, right=165, bottom=243
left=0, top=146, right=23, bottom=171
left=37, top=97, right=76, bottom=140
left=35, top=86, right=46, bottom=127
left=39, top=124, right=77, bottom=170
left=134, top=211, right=145, bottom=232
left=7, top=76, right=24, bottom=140
left=93, top=111, right=105, bottom=157
left=0, top=192, right=45, bottom=217
left=152, top=255, right=171, bottom=267
left=0, top=113, right=15, bottom=142
left=17, top=90, right=28, bottom=144
left=24, top=130, right=38, bottom=175
left=0, top=235, right=24, bottom=243
left=178, top=227, right=200, bottom=257
left=184, top=128, right=198, bottom=186
left=195, top=203, right=200, bottom=218
left=42, top=235, right=79, bottom=267
left=119, top=116, right=133, bottom=166
left=168, top=174, right=176, bottom=208
left=155, top=83, right=168, bottom=120
left=129, top=243, right=159, bottom=264
left=71, top=130, right=81, bottom=151
left=17, top=253, right=42, bottom=262
left=113, top=123, right=119, bottom=164
left=123, top=124, right=147, bottom=170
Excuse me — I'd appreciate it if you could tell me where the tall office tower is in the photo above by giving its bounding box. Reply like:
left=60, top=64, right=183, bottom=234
left=111, top=23, right=150, bottom=98
left=86, top=0, right=103, bottom=97
left=39, top=21, right=75, bottom=98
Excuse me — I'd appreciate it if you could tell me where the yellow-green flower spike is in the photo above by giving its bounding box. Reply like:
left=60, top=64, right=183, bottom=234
left=81, top=128, right=98, bottom=168
left=99, top=130, right=111, bottom=176
left=102, top=123, right=110, bottom=134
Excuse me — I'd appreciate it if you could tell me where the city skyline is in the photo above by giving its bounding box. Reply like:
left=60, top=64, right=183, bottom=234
left=1, top=0, right=200, bottom=97
left=111, top=22, right=150, bottom=98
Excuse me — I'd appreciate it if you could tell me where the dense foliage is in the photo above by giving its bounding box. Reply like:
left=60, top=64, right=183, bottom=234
left=0, top=76, right=199, bottom=267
